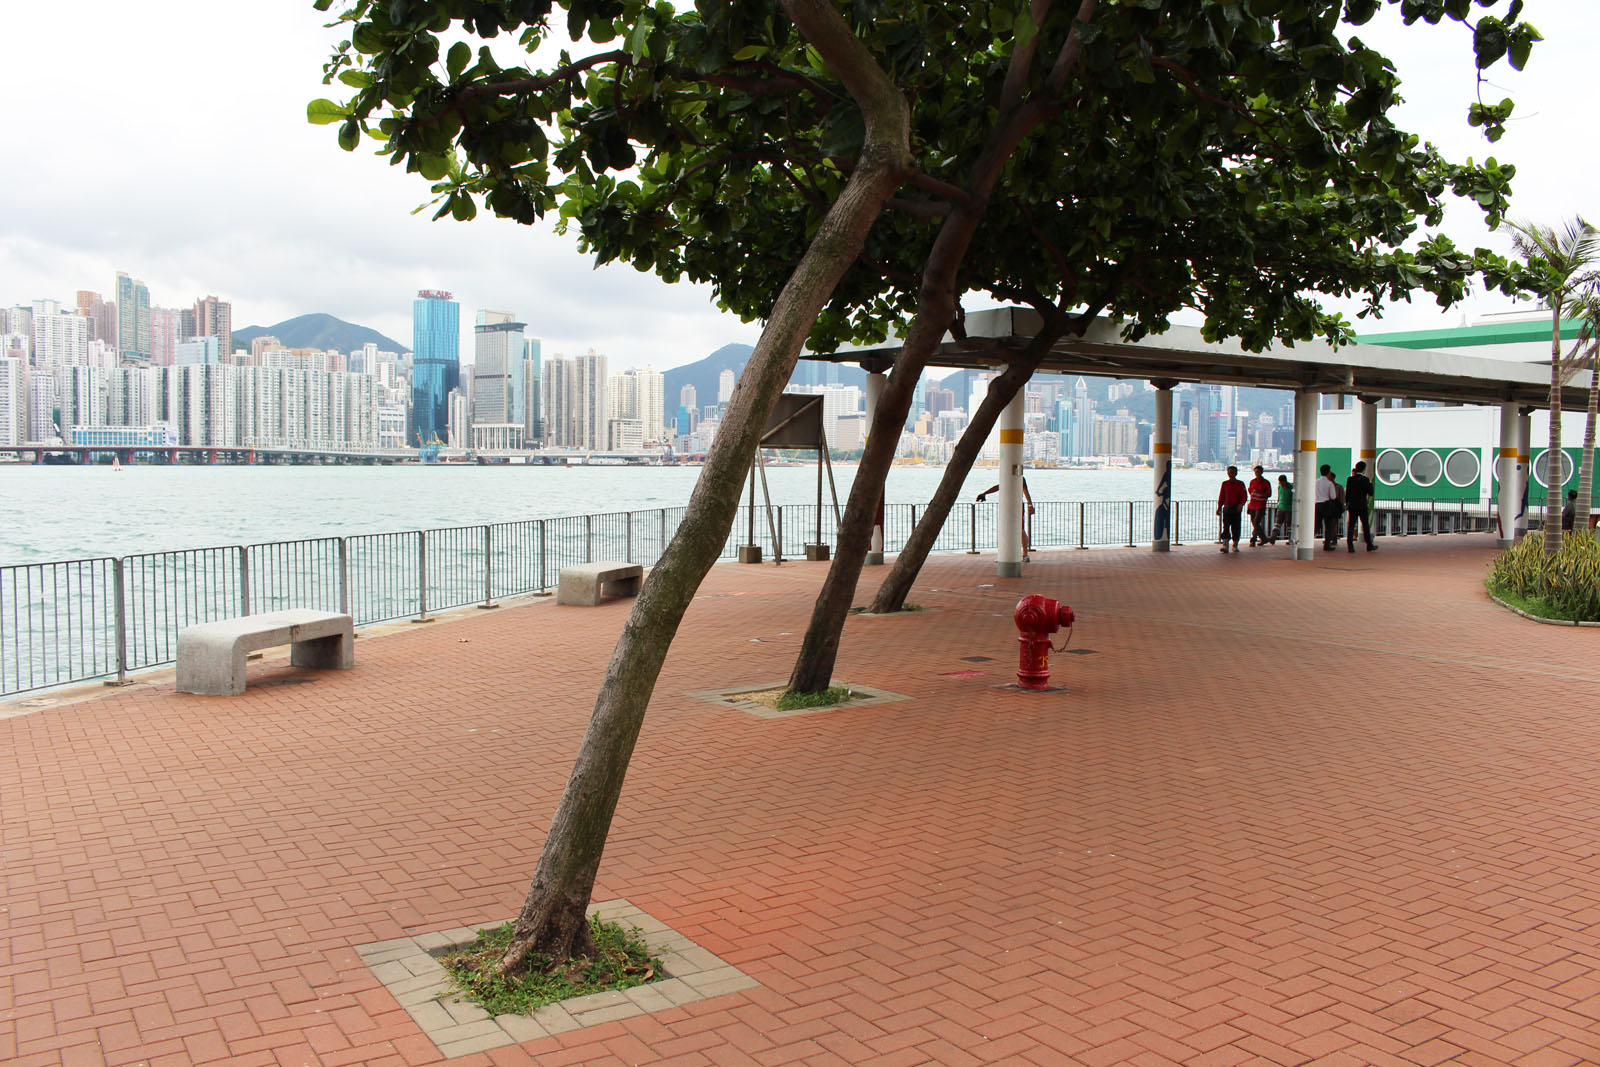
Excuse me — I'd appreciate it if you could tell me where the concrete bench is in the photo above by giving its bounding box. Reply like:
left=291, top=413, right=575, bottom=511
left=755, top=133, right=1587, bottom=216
left=557, top=561, right=644, bottom=606
left=177, top=609, right=354, bottom=695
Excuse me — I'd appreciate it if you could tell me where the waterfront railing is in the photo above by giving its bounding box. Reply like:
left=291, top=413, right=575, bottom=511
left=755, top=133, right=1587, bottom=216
left=0, top=496, right=1496, bottom=697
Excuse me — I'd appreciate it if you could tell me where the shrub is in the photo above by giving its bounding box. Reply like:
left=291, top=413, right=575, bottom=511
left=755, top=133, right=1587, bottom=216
left=1486, top=533, right=1600, bottom=622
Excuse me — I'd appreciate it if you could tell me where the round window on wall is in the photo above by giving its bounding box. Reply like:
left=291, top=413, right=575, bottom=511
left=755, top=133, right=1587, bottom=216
left=1376, top=449, right=1408, bottom=486
left=1444, top=448, right=1480, bottom=488
left=1532, top=449, right=1575, bottom=488
left=1408, top=448, right=1443, bottom=487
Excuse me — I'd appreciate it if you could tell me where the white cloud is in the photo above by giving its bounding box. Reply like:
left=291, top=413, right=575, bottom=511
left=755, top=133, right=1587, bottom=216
left=1, top=1, right=1591, bottom=367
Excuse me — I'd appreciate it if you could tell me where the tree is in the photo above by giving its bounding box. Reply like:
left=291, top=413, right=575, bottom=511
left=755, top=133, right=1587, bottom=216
left=1504, top=218, right=1599, bottom=550
left=315, top=0, right=1537, bottom=971
left=1567, top=287, right=1600, bottom=534
left=787, top=0, right=1536, bottom=690
left=316, top=0, right=915, bottom=970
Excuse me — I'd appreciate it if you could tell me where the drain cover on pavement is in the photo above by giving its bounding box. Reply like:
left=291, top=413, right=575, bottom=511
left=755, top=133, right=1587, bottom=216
left=1062, top=648, right=1098, bottom=656
left=960, top=655, right=994, bottom=663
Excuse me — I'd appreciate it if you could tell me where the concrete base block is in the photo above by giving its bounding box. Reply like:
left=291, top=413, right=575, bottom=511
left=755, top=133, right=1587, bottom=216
left=997, top=561, right=1023, bottom=578
left=865, top=551, right=883, bottom=566
left=1495, top=538, right=1514, bottom=549
left=1294, top=547, right=1315, bottom=561
left=738, top=545, right=763, bottom=564
left=804, top=543, right=830, bottom=561
left=1152, top=541, right=1170, bottom=553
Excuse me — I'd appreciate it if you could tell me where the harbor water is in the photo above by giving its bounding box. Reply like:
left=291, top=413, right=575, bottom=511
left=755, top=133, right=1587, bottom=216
left=0, top=463, right=1248, bottom=566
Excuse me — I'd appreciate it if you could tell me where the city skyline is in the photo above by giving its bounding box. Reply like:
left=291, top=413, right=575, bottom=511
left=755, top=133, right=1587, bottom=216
left=2, top=3, right=1598, bottom=375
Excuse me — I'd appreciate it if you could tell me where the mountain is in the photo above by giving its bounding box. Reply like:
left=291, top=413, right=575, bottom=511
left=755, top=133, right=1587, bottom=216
left=233, top=313, right=407, bottom=355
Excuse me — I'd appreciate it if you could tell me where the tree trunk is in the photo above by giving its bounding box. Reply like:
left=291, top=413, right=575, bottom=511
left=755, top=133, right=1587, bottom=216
left=787, top=5, right=1100, bottom=693
left=496, top=0, right=911, bottom=976
left=1545, top=304, right=1565, bottom=552
left=1576, top=343, right=1597, bottom=534
left=869, top=333, right=1062, bottom=614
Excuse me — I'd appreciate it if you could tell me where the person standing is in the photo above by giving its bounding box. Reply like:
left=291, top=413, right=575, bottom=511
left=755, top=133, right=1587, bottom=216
left=1345, top=460, right=1377, bottom=552
left=1314, top=464, right=1341, bottom=549
left=1273, top=474, right=1293, bottom=543
left=1246, top=465, right=1272, bottom=547
left=1216, top=466, right=1247, bottom=553
left=1562, top=489, right=1577, bottom=533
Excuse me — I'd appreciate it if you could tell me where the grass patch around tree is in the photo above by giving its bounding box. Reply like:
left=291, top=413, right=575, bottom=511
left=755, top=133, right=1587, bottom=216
left=441, top=916, right=663, bottom=1017
left=774, top=686, right=855, bottom=711
left=849, top=603, right=924, bottom=614
left=1486, top=533, right=1600, bottom=623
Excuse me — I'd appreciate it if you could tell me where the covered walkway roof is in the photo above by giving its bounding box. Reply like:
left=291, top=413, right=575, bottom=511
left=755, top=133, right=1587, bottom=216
left=814, top=306, right=1595, bottom=409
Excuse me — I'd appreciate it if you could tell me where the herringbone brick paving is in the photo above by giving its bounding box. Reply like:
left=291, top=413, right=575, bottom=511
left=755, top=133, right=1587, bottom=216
left=4, top=535, right=1600, bottom=1066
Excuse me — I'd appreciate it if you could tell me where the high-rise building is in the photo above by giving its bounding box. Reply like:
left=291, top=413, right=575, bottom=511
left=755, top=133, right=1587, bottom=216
left=0, top=357, right=27, bottom=445
left=680, top=384, right=696, bottom=413
left=150, top=307, right=181, bottom=366
left=717, top=368, right=735, bottom=405
left=75, top=291, right=110, bottom=344
left=30, top=300, right=90, bottom=369
left=575, top=349, right=608, bottom=450
left=411, top=290, right=460, bottom=445
left=522, top=338, right=542, bottom=444
left=543, top=355, right=573, bottom=447
left=635, top=366, right=664, bottom=445
left=472, top=310, right=526, bottom=450
left=192, top=296, right=233, bottom=360
left=115, top=272, right=152, bottom=363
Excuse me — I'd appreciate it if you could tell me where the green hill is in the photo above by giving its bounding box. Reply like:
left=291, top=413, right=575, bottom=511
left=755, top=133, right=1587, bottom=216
left=233, top=313, right=406, bottom=355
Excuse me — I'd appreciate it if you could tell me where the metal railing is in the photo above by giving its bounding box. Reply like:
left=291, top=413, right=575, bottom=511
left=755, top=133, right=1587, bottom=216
left=0, top=495, right=1494, bottom=698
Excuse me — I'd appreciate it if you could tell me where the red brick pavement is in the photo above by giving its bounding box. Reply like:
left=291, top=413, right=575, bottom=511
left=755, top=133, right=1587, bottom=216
left=4, top=535, right=1600, bottom=1066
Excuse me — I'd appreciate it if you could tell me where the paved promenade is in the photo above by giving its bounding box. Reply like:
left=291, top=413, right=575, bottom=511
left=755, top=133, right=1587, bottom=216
left=5, top=535, right=1600, bottom=1066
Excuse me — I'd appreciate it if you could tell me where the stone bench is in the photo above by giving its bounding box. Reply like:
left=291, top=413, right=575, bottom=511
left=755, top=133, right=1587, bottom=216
left=557, top=561, right=644, bottom=606
left=177, top=609, right=354, bottom=695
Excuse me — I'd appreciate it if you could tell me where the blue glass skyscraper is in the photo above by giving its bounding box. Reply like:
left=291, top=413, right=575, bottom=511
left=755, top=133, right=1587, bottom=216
left=411, top=290, right=459, bottom=445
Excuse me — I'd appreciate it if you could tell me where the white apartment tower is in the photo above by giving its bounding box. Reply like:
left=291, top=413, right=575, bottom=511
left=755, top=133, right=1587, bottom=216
left=0, top=357, right=27, bottom=445
left=717, top=368, right=735, bottom=405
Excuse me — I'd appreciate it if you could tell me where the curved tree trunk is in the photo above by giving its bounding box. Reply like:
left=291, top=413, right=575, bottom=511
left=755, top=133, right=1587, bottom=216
left=496, top=0, right=911, bottom=976
left=788, top=2, right=1100, bottom=694
left=1545, top=304, right=1566, bottom=552
left=1575, top=342, right=1597, bottom=534
left=869, top=332, right=1063, bottom=614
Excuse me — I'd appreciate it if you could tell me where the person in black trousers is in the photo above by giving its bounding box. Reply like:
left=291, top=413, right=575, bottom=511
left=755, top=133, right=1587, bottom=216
left=1346, top=460, right=1377, bottom=552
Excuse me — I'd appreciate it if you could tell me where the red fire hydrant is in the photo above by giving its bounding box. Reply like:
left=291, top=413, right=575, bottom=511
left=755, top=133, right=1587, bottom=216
left=1014, top=594, right=1075, bottom=690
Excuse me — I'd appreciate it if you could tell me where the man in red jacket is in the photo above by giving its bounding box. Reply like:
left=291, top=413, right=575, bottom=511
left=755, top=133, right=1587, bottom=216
left=1246, top=464, right=1273, bottom=547
left=1216, top=466, right=1247, bottom=553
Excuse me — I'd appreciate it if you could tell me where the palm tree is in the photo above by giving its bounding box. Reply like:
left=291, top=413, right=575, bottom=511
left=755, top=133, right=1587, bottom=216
left=1505, top=217, right=1600, bottom=551
left=1569, top=287, right=1600, bottom=534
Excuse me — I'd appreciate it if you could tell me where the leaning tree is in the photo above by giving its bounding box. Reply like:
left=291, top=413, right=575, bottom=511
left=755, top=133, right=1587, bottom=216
left=315, top=0, right=1537, bottom=970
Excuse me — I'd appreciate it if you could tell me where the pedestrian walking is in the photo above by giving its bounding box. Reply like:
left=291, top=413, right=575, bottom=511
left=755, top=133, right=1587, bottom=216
left=977, top=477, right=1034, bottom=561
left=1216, top=466, right=1247, bottom=553
left=1246, top=465, right=1272, bottom=547
left=1273, top=474, right=1293, bottom=543
left=1345, top=460, right=1377, bottom=552
left=1314, top=464, right=1341, bottom=549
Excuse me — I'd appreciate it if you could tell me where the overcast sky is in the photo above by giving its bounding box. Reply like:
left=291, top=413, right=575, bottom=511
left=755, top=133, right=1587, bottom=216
left=2, top=2, right=1593, bottom=372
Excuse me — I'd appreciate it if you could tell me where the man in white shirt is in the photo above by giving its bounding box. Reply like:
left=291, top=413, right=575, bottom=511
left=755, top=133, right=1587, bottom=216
left=1314, top=464, right=1341, bottom=549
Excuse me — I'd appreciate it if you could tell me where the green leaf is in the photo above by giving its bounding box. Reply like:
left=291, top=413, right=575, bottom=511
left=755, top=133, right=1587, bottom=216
left=306, top=98, right=349, bottom=125
left=447, top=41, right=470, bottom=78
left=732, top=45, right=769, bottom=61
left=337, top=70, right=373, bottom=89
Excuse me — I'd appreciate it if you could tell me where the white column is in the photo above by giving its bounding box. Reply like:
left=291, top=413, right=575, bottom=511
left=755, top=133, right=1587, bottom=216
left=1359, top=397, right=1378, bottom=540
left=1152, top=383, right=1174, bottom=552
left=864, top=371, right=886, bottom=565
left=1497, top=403, right=1519, bottom=548
left=1515, top=410, right=1532, bottom=541
left=997, top=390, right=1025, bottom=578
left=1293, top=390, right=1319, bottom=561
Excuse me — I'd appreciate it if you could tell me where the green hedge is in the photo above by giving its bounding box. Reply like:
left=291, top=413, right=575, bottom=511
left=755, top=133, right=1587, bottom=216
left=1486, top=534, right=1600, bottom=622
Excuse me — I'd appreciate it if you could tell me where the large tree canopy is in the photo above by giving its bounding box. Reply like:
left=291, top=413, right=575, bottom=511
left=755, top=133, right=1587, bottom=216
left=314, top=0, right=1540, bottom=969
